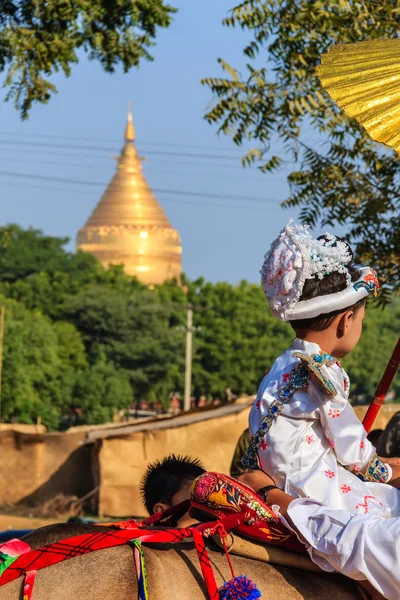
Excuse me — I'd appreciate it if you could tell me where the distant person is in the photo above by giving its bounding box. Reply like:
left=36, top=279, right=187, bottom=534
left=169, top=395, right=181, bottom=415
left=139, top=399, right=149, bottom=412
left=230, top=428, right=250, bottom=478
left=198, top=396, right=207, bottom=408
left=378, top=412, right=400, bottom=458
left=225, top=387, right=238, bottom=403
left=59, top=406, right=83, bottom=430
left=154, top=401, right=163, bottom=415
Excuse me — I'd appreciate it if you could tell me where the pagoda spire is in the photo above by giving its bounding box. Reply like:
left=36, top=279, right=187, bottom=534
left=124, top=101, right=136, bottom=142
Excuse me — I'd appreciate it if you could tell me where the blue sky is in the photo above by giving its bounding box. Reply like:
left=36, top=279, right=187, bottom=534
left=0, top=0, right=299, bottom=283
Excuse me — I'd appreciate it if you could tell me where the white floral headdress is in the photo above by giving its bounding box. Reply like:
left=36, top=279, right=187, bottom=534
left=261, top=219, right=378, bottom=321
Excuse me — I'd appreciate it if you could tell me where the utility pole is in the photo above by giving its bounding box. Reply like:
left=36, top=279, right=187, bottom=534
left=176, top=305, right=201, bottom=412
left=184, top=306, right=193, bottom=412
left=0, top=306, right=5, bottom=422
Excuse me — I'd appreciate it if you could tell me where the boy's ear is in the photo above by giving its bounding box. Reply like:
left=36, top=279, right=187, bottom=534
left=153, top=502, right=170, bottom=514
left=337, top=310, right=353, bottom=337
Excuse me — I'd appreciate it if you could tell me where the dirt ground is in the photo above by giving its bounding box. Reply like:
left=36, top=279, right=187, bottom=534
left=0, top=514, right=58, bottom=530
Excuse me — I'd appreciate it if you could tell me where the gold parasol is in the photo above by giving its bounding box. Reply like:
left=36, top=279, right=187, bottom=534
left=317, top=38, right=400, bottom=155
left=317, top=39, right=400, bottom=434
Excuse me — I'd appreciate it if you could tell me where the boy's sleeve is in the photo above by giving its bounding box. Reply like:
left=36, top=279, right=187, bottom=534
left=292, top=351, right=391, bottom=484
left=319, top=394, right=391, bottom=483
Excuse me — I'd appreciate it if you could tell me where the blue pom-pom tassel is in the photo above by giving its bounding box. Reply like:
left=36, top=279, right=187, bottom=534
left=219, top=575, right=261, bottom=599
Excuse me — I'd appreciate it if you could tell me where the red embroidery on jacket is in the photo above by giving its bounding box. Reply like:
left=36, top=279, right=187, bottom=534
left=256, top=400, right=260, bottom=410
left=327, top=437, right=335, bottom=448
left=305, top=435, right=315, bottom=445
left=328, top=408, right=340, bottom=418
left=341, top=485, right=351, bottom=494
left=360, top=441, right=365, bottom=449
left=282, top=372, right=290, bottom=383
left=260, top=441, right=268, bottom=451
left=325, top=470, right=335, bottom=478
left=355, top=495, right=375, bottom=514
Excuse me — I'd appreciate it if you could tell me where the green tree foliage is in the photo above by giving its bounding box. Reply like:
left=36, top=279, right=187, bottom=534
left=0, top=226, right=398, bottom=429
left=62, top=285, right=184, bottom=401
left=201, top=0, right=400, bottom=296
left=72, top=355, right=132, bottom=425
left=0, top=296, right=83, bottom=428
left=0, top=293, right=132, bottom=429
left=0, top=224, right=73, bottom=281
left=0, top=0, right=176, bottom=118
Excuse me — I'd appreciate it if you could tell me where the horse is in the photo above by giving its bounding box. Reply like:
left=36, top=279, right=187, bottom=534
left=0, top=523, right=360, bottom=599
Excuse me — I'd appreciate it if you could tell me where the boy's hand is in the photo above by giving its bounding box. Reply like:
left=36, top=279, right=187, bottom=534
left=238, top=469, right=295, bottom=517
left=237, top=469, right=276, bottom=492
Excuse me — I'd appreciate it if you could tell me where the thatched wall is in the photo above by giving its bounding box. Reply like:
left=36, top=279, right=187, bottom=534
left=0, top=430, right=93, bottom=506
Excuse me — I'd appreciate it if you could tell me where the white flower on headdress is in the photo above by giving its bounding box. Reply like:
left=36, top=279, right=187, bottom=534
left=261, top=220, right=352, bottom=320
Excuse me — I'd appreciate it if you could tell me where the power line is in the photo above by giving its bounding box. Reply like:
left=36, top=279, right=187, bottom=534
left=0, top=138, right=244, bottom=162
left=0, top=129, right=248, bottom=154
left=0, top=135, right=295, bottom=167
left=0, top=144, right=261, bottom=171
left=0, top=169, right=283, bottom=204
left=0, top=153, right=275, bottom=182
left=0, top=180, right=283, bottom=211
left=0, top=145, right=111, bottom=162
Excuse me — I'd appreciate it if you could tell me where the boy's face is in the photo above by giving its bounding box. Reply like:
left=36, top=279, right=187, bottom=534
left=153, top=478, right=194, bottom=515
left=152, top=478, right=197, bottom=527
left=171, top=480, right=193, bottom=506
left=336, top=304, right=365, bottom=358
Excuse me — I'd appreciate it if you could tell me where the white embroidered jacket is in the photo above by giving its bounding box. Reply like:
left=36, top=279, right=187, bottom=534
left=248, top=338, right=400, bottom=517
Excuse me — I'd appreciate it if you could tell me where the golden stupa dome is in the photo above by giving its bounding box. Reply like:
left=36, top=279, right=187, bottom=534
left=76, top=110, right=182, bottom=284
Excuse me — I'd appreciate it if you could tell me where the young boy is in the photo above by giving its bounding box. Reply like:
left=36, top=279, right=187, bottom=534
left=140, top=454, right=205, bottom=515
left=243, top=220, right=400, bottom=517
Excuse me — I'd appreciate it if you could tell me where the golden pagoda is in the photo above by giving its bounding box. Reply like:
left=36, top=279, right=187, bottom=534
left=76, top=110, right=182, bottom=284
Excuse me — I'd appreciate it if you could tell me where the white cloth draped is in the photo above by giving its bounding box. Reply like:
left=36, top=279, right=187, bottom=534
left=281, top=498, right=400, bottom=600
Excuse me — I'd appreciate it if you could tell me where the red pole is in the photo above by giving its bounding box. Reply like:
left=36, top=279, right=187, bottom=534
left=362, top=337, right=400, bottom=433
